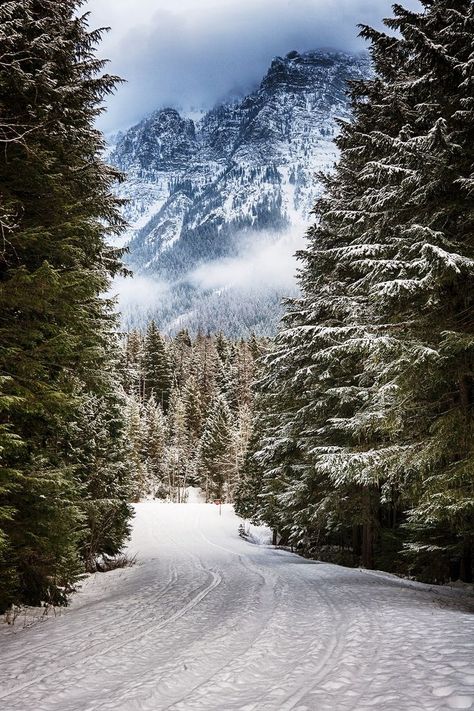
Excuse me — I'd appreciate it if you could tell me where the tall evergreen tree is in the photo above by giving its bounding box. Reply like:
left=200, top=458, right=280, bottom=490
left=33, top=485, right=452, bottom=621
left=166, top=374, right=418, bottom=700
left=0, top=0, right=131, bottom=608
left=143, top=395, right=167, bottom=496
left=350, top=0, right=474, bottom=579
left=252, top=0, right=474, bottom=580
left=122, top=329, right=144, bottom=400
left=170, top=329, right=192, bottom=389
left=142, top=321, right=172, bottom=410
left=165, top=389, right=191, bottom=501
left=182, top=375, right=203, bottom=442
left=198, top=395, right=235, bottom=501
left=66, top=385, right=134, bottom=572
left=195, top=333, right=220, bottom=409
left=124, top=396, right=147, bottom=501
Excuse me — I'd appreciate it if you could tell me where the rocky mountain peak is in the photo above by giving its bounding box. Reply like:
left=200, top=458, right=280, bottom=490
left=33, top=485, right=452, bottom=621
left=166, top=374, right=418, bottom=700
left=113, top=107, right=198, bottom=172
left=109, top=49, right=371, bottom=335
left=261, top=49, right=364, bottom=92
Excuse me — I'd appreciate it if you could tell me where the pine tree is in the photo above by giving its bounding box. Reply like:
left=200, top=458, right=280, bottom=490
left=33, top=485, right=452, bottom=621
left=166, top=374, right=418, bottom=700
left=234, top=414, right=271, bottom=524
left=254, top=0, right=474, bottom=580
left=170, top=329, right=192, bottom=389
left=248, top=333, right=264, bottom=360
left=66, top=385, right=134, bottom=572
left=165, top=388, right=192, bottom=500
left=215, top=332, right=230, bottom=363
left=234, top=340, right=255, bottom=410
left=143, top=321, right=172, bottom=410
left=0, top=0, right=131, bottom=608
left=122, top=330, right=144, bottom=400
left=182, top=375, right=203, bottom=442
left=249, top=335, right=315, bottom=549
left=195, top=333, right=220, bottom=409
left=198, top=395, right=236, bottom=501
left=143, top=395, right=167, bottom=497
left=124, top=396, right=147, bottom=501
left=350, top=0, right=474, bottom=579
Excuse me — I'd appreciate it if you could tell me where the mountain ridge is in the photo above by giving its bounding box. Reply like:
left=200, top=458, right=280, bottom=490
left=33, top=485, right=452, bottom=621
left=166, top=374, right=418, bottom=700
left=110, top=49, right=371, bottom=334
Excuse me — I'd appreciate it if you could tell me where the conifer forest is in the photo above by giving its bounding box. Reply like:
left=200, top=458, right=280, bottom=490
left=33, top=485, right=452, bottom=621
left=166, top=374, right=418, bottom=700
left=0, top=2, right=473, bottom=710
left=121, top=326, right=263, bottom=504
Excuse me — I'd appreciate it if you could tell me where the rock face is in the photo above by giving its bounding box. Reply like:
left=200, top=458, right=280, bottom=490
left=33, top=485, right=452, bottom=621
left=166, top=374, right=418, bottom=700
left=110, top=50, right=371, bottom=335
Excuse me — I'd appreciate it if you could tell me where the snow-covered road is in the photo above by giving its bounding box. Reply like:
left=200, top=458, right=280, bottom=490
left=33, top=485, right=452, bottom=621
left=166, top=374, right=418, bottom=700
left=1, top=502, right=474, bottom=711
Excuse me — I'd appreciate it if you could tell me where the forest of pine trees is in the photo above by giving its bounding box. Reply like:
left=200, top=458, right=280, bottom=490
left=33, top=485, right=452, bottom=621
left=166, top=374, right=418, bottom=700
left=0, top=0, right=472, bottom=616
left=121, top=325, right=264, bottom=504
left=235, top=0, right=474, bottom=584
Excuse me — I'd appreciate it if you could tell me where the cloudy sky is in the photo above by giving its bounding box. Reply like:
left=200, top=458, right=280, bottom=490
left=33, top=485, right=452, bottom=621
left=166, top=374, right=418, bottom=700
left=85, top=0, right=421, bottom=134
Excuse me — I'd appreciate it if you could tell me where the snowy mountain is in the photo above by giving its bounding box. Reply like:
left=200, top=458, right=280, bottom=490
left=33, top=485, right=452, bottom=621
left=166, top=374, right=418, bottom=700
left=110, top=50, right=371, bottom=335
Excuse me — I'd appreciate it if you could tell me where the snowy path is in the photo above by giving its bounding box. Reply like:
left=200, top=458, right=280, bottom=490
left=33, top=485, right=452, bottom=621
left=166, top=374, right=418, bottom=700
left=1, top=502, right=473, bottom=711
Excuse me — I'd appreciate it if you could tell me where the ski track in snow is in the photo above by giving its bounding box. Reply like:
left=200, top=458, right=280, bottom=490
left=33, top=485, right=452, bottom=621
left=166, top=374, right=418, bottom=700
left=1, top=502, right=473, bottom=711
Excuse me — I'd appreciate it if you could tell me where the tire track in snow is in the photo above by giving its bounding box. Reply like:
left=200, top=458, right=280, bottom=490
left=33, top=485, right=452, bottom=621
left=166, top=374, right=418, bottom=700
left=236, top=562, right=348, bottom=711
left=277, top=573, right=381, bottom=711
left=83, top=510, right=279, bottom=711
left=159, top=551, right=282, bottom=710
left=85, top=566, right=225, bottom=711
left=1, top=559, right=179, bottom=671
left=193, top=557, right=380, bottom=711
left=0, top=568, right=222, bottom=704
left=163, top=553, right=345, bottom=711
left=2, top=510, right=182, bottom=670
left=1, top=506, right=203, bottom=696
left=2, top=503, right=473, bottom=711
left=110, top=567, right=282, bottom=711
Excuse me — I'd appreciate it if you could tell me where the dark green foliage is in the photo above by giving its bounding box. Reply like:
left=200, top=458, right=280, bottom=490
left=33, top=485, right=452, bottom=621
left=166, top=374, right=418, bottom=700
left=198, top=395, right=234, bottom=500
left=65, top=388, right=134, bottom=572
left=182, top=376, right=203, bottom=441
left=244, top=1, right=474, bottom=582
left=234, top=422, right=265, bottom=523
left=0, top=1, right=132, bottom=609
left=143, top=321, right=172, bottom=410
left=7, top=462, right=85, bottom=607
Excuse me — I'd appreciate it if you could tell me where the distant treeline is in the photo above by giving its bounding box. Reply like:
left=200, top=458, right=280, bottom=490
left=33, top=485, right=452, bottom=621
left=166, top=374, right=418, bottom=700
left=120, top=325, right=266, bottom=503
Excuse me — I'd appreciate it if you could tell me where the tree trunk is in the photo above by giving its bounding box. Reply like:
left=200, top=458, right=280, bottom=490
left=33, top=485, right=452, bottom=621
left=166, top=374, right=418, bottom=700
left=362, top=521, right=374, bottom=569
left=272, top=529, right=278, bottom=546
left=460, top=536, right=473, bottom=583
left=459, top=375, right=472, bottom=412
left=352, top=525, right=361, bottom=557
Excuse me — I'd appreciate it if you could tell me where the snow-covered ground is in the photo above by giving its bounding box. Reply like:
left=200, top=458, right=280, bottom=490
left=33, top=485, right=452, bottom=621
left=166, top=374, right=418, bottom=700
left=1, top=502, right=473, bottom=711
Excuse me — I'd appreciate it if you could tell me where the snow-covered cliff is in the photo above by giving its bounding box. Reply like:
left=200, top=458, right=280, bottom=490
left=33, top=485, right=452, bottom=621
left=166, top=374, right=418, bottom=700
left=109, top=50, right=371, bottom=334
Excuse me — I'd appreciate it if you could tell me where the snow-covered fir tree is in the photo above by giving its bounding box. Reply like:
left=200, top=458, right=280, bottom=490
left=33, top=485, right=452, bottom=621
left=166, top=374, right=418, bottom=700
left=143, top=320, right=172, bottom=410
left=124, top=397, right=147, bottom=501
left=237, top=0, right=474, bottom=582
left=143, top=396, right=167, bottom=498
left=198, top=395, right=236, bottom=501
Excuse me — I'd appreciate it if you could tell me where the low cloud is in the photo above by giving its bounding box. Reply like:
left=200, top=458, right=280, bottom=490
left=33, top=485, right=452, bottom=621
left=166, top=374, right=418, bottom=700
left=109, top=228, right=306, bottom=330
left=108, top=274, right=170, bottom=316
left=189, top=228, right=306, bottom=293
